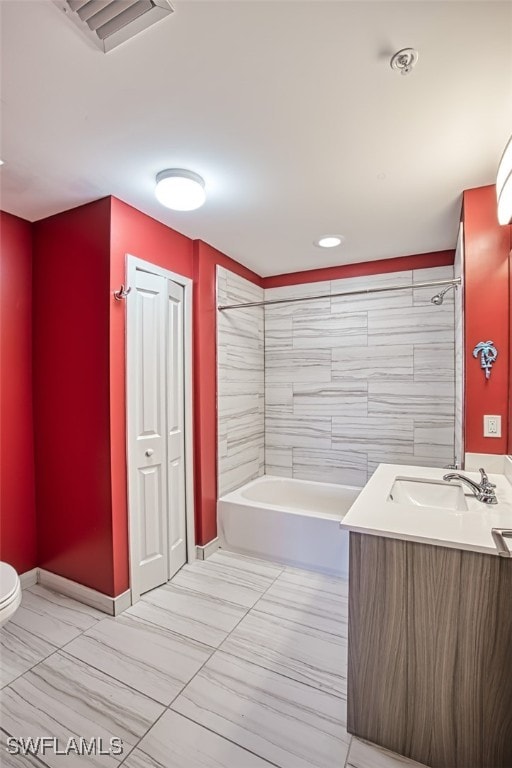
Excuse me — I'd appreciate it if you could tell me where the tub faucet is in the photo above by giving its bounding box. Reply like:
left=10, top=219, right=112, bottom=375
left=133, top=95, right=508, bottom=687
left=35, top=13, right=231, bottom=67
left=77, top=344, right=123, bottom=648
left=442, top=467, right=498, bottom=504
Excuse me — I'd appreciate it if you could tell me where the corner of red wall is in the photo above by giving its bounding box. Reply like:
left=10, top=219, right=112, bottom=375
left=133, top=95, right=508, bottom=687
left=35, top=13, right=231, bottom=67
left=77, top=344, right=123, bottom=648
left=463, top=185, right=511, bottom=454
left=0, top=211, right=37, bottom=574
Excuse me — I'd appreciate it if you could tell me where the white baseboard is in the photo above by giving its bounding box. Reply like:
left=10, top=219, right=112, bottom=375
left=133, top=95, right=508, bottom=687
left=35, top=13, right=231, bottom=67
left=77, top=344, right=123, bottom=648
left=112, top=589, right=132, bottom=616
left=19, top=568, right=38, bottom=589
left=37, top=569, right=131, bottom=616
left=195, top=537, right=220, bottom=560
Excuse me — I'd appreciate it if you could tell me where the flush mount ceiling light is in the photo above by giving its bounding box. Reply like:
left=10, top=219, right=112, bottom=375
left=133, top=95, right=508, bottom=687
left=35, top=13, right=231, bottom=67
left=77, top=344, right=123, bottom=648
left=390, top=48, right=419, bottom=76
left=496, top=134, right=512, bottom=225
left=155, top=169, right=206, bottom=211
left=314, top=235, right=345, bottom=248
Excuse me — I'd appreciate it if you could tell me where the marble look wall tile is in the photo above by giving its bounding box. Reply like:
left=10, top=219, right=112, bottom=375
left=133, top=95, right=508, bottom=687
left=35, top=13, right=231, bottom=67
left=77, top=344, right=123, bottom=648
left=366, top=452, right=451, bottom=479
left=219, top=454, right=262, bottom=496
left=368, top=305, right=454, bottom=345
left=171, top=650, right=350, bottom=768
left=331, top=270, right=412, bottom=291
left=265, top=446, right=293, bottom=469
left=368, top=382, right=454, bottom=419
left=331, top=271, right=413, bottom=314
left=65, top=614, right=212, bottom=706
left=265, top=349, right=332, bottom=383
left=1, top=651, right=164, bottom=768
left=262, top=266, right=456, bottom=486
left=220, top=348, right=264, bottom=382
left=217, top=267, right=264, bottom=496
left=0, top=622, right=57, bottom=689
left=266, top=464, right=293, bottom=478
left=292, top=448, right=367, bottom=487
left=265, top=415, right=332, bottom=449
left=219, top=424, right=264, bottom=495
left=412, top=265, right=455, bottom=306
left=265, top=282, right=331, bottom=317
left=332, top=345, right=414, bottom=381
left=413, top=343, right=455, bottom=381
left=218, top=311, right=263, bottom=350
left=265, top=384, right=293, bottom=414
left=123, top=710, right=276, bottom=768
left=220, top=609, right=347, bottom=697
left=266, top=446, right=293, bottom=477
left=332, top=416, right=414, bottom=452
left=226, top=273, right=263, bottom=305
left=293, top=312, right=367, bottom=349
left=331, top=289, right=412, bottom=314
left=414, top=421, right=455, bottom=459
left=293, top=382, right=367, bottom=417
left=264, top=313, right=293, bottom=350
left=412, top=266, right=454, bottom=284
left=10, top=585, right=103, bottom=647
left=218, top=392, right=261, bottom=421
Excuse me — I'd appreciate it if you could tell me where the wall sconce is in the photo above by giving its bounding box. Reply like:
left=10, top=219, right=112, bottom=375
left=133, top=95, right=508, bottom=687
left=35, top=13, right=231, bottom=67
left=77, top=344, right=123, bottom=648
left=496, top=135, right=512, bottom=225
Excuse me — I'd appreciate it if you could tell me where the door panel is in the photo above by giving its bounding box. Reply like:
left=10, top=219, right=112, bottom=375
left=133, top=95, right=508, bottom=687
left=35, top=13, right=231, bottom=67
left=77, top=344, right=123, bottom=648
left=129, top=269, right=168, bottom=596
left=167, top=279, right=187, bottom=578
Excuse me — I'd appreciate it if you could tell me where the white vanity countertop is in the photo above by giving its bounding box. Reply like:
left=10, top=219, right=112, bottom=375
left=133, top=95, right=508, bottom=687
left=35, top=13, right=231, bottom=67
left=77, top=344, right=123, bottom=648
left=340, top=460, right=512, bottom=556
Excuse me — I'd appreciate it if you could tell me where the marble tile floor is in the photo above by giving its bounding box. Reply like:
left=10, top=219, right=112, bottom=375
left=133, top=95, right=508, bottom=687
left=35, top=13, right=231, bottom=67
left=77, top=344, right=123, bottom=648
left=0, top=550, right=426, bottom=768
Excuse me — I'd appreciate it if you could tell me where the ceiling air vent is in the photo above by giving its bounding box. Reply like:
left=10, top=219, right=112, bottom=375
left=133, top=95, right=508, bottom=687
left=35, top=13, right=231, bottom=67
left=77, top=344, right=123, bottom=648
left=54, top=0, right=174, bottom=52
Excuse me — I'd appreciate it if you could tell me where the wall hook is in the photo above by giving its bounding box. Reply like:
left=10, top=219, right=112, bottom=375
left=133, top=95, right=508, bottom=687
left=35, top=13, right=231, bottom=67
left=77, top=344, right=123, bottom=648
left=472, top=340, right=498, bottom=379
left=114, top=285, right=132, bottom=301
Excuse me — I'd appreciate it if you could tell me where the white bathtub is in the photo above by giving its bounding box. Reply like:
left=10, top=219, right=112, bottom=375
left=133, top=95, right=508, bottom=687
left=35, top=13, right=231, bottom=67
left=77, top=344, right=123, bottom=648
left=217, top=475, right=361, bottom=578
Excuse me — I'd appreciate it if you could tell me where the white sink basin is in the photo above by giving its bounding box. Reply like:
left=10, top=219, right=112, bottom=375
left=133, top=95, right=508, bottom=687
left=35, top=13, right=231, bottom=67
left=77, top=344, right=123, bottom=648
left=388, top=476, right=469, bottom=511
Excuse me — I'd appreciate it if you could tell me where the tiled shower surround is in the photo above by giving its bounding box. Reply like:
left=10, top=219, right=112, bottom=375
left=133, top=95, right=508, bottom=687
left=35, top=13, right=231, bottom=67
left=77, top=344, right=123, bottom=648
left=217, top=265, right=458, bottom=493
left=217, top=267, right=264, bottom=495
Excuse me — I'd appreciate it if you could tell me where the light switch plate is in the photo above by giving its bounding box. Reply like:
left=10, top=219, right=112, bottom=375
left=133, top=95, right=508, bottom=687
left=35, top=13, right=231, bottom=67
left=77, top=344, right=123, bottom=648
left=483, top=415, right=501, bottom=437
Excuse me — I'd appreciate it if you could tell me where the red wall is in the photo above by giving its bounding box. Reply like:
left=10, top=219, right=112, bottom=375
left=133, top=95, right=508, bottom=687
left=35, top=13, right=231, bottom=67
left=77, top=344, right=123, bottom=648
left=463, top=185, right=511, bottom=454
left=193, top=241, right=262, bottom=545
left=109, top=197, right=194, bottom=593
left=17, top=187, right=472, bottom=595
left=263, top=250, right=455, bottom=288
left=0, top=212, right=37, bottom=573
left=32, top=200, right=115, bottom=593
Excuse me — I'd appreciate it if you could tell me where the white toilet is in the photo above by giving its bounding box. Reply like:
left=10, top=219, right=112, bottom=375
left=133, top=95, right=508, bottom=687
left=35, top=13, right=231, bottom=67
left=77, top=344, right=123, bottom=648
left=0, top=562, right=22, bottom=627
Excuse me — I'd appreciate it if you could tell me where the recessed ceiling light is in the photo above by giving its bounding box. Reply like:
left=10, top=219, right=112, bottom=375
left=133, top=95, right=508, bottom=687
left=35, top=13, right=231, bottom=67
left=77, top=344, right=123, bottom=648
left=155, top=169, right=206, bottom=211
left=315, top=235, right=345, bottom=248
left=0, top=160, right=4, bottom=166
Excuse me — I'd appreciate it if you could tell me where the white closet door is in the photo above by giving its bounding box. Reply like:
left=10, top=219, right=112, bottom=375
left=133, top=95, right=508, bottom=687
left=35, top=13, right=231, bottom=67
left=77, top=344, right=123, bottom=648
left=167, top=279, right=187, bottom=579
left=129, top=269, right=169, bottom=596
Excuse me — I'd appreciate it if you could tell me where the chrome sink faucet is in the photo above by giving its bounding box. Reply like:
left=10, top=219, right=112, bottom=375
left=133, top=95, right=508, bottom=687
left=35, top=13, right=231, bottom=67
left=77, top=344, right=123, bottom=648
left=443, top=467, right=498, bottom=504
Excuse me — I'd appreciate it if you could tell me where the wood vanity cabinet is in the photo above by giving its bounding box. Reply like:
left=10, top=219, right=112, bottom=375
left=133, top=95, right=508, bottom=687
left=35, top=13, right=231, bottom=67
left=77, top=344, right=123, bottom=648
left=347, top=532, right=512, bottom=768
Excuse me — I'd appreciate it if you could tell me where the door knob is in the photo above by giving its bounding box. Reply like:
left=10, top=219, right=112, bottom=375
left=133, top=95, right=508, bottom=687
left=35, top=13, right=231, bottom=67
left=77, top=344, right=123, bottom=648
left=145, top=449, right=154, bottom=457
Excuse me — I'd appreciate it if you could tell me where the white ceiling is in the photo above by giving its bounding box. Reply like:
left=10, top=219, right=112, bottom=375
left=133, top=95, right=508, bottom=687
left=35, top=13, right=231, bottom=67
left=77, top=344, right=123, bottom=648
left=1, top=1, right=511, bottom=276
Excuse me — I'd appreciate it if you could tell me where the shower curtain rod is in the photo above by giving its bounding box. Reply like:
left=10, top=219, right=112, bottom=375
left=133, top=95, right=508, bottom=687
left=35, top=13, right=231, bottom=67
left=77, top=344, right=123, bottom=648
left=218, top=277, right=461, bottom=311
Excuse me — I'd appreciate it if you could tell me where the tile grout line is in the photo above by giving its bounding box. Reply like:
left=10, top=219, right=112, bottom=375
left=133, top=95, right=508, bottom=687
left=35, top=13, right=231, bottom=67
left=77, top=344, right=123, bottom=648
left=118, top=555, right=286, bottom=766
left=3, top=555, right=353, bottom=768
left=3, top=597, right=104, bottom=692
